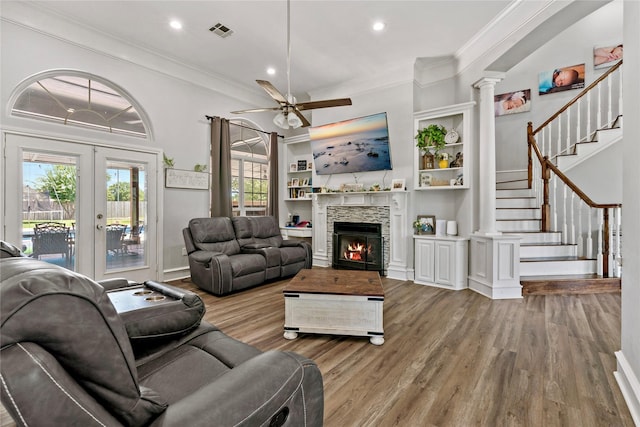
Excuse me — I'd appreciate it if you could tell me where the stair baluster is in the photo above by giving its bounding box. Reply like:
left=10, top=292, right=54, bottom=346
left=526, top=61, right=622, bottom=278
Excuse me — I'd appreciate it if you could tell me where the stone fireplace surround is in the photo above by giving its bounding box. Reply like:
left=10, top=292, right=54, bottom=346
left=312, top=192, right=409, bottom=280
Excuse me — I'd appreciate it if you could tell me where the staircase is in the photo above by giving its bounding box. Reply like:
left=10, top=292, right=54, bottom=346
left=496, top=183, right=620, bottom=295
left=500, top=60, right=624, bottom=295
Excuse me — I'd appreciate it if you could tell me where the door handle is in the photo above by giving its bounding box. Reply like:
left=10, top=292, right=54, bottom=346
left=96, top=224, right=104, bottom=230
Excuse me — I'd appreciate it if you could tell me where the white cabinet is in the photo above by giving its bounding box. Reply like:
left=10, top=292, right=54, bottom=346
left=413, top=235, right=468, bottom=290
left=414, top=102, right=474, bottom=190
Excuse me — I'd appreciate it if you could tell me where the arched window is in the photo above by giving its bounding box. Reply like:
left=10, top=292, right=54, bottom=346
left=11, top=70, right=150, bottom=138
left=230, top=120, right=269, bottom=216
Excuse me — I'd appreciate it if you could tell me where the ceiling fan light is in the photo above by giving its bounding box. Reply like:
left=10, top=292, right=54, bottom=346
left=288, top=113, right=303, bottom=129
left=273, top=112, right=289, bottom=129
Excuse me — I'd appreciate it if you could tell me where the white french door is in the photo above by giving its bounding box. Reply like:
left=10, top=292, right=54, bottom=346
left=3, top=133, right=159, bottom=282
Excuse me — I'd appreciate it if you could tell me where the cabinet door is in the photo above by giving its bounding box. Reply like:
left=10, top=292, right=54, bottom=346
left=434, top=241, right=455, bottom=287
left=414, top=239, right=435, bottom=284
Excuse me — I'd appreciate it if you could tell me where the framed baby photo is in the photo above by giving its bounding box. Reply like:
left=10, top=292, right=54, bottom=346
left=538, top=64, right=585, bottom=95
left=494, top=89, right=531, bottom=116
left=594, top=43, right=623, bottom=69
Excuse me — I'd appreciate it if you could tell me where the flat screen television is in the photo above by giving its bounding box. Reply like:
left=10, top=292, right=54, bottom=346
left=309, top=112, right=393, bottom=175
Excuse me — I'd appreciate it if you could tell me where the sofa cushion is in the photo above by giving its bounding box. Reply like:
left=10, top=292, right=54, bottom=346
left=189, top=217, right=240, bottom=255
left=249, top=216, right=284, bottom=247
left=0, top=258, right=167, bottom=426
left=229, top=253, right=267, bottom=277
left=280, top=246, right=308, bottom=265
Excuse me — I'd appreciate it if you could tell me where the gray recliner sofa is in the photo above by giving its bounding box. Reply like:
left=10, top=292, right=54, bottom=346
left=0, top=257, right=324, bottom=427
left=183, top=216, right=312, bottom=296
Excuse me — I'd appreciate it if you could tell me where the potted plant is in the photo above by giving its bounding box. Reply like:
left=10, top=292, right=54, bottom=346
left=415, top=124, right=447, bottom=169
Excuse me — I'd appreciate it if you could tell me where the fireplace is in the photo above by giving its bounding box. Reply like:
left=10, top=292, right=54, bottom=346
left=332, top=222, right=384, bottom=274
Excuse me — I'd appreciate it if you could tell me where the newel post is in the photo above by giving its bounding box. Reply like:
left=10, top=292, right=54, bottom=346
left=602, top=208, right=609, bottom=278
left=541, top=157, right=551, bottom=232
left=527, top=122, right=533, bottom=189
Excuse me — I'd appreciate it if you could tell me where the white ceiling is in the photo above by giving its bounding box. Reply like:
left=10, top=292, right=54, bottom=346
left=31, top=0, right=512, bottom=103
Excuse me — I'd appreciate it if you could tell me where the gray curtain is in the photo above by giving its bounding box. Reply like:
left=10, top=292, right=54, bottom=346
left=210, top=117, right=232, bottom=217
left=267, top=132, right=279, bottom=218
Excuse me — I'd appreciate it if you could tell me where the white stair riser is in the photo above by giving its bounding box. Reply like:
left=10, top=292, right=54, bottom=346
left=507, top=232, right=562, bottom=244
left=496, top=209, right=541, bottom=220
left=520, top=245, right=577, bottom=258
left=496, top=170, right=528, bottom=183
left=496, top=198, right=538, bottom=208
left=520, top=259, right=596, bottom=276
left=496, top=181, right=528, bottom=190
left=497, top=220, right=540, bottom=232
left=497, top=189, right=535, bottom=198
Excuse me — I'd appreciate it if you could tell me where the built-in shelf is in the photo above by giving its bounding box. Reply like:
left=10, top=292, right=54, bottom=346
left=413, top=102, right=474, bottom=190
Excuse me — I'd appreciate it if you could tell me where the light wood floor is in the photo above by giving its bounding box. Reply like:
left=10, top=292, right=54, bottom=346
left=2, top=272, right=633, bottom=427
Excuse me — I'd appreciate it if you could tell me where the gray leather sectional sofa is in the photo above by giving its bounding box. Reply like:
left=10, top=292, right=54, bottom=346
left=183, top=216, right=312, bottom=296
left=0, top=256, right=324, bottom=426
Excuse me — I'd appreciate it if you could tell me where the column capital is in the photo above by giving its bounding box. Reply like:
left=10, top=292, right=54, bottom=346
left=473, top=72, right=506, bottom=89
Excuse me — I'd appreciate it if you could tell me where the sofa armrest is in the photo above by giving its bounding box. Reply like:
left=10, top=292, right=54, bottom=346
left=187, top=250, right=233, bottom=295
left=189, top=250, right=225, bottom=264
left=99, top=277, right=137, bottom=291
left=241, top=246, right=280, bottom=268
left=149, top=351, right=323, bottom=427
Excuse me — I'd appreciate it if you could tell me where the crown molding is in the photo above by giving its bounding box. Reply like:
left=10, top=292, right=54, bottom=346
left=1, top=2, right=271, bottom=109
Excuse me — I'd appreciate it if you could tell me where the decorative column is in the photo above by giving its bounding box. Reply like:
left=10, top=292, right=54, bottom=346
left=468, top=74, right=522, bottom=299
left=473, top=76, right=502, bottom=236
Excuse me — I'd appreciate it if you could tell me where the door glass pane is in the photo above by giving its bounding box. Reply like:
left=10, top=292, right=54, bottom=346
left=22, top=152, right=77, bottom=271
left=105, top=161, right=147, bottom=270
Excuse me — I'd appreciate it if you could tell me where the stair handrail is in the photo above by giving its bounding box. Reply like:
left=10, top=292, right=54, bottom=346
left=526, top=60, right=623, bottom=278
left=531, top=60, right=623, bottom=137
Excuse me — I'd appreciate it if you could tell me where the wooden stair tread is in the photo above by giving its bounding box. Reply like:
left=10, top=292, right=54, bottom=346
left=520, top=242, right=575, bottom=247
left=520, top=256, right=592, bottom=262
left=520, top=274, right=621, bottom=295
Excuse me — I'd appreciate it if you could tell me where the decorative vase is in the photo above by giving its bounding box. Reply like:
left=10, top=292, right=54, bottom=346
left=438, top=159, right=448, bottom=169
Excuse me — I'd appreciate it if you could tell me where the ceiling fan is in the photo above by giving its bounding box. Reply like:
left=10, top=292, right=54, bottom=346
left=231, top=0, right=352, bottom=129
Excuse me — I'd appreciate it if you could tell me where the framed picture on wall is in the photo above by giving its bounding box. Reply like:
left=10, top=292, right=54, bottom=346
left=594, top=43, right=623, bottom=69
left=494, top=89, right=531, bottom=116
left=538, top=64, right=585, bottom=95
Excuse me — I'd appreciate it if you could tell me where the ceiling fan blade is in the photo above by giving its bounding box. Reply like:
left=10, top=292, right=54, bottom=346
left=296, top=98, right=352, bottom=111
left=292, top=108, right=311, bottom=127
left=256, top=80, right=288, bottom=105
left=231, top=107, right=282, bottom=114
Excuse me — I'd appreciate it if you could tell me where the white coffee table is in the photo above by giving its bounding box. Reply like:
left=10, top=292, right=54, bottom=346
left=283, top=269, right=385, bottom=345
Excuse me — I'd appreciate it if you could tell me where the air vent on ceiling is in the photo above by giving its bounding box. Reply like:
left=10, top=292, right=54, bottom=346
left=209, top=23, right=234, bottom=38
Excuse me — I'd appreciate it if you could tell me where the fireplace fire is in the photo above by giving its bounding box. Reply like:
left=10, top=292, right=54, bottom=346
left=333, top=222, right=384, bottom=274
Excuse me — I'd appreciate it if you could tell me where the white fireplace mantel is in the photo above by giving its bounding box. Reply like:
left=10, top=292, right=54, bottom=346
left=312, top=191, right=409, bottom=280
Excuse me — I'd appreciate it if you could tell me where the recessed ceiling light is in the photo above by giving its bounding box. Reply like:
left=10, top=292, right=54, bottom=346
left=267, top=67, right=276, bottom=76
left=372, top=21, right=385, bottom=32
left=170, top=20, right=183, bottom=30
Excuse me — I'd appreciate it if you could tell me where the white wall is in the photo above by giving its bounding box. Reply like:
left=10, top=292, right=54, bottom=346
left=493, top=1, right=623, bottom=171
left=0, top=16, right=275, bottom=275
left=618, top=0, right=640, bottom=423
left=310, top=81, right=416, bottom=267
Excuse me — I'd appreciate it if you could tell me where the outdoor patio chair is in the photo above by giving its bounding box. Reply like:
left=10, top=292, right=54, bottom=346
left=106, top=224, right=127, bottom=256
left=31, top=222, right=72, bottom=266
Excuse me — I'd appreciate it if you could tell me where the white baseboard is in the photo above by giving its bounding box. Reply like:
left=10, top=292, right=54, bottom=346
left=162, top=266, right=190, bottom=283
left=615, top=350, right=640, bottom=425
